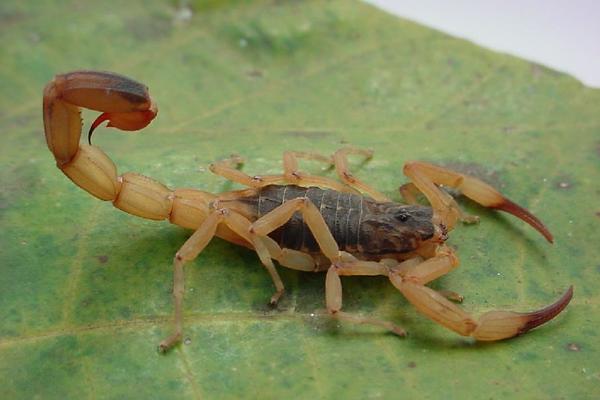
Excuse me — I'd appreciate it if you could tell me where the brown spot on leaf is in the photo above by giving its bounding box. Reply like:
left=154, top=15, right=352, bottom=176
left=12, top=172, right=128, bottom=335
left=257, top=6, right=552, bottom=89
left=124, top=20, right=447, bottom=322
left=97, top=255, right=109, bottom=264
left=502, top=125, right=516, bottom=134
left=566, top=343, right=581, bottom=352
left=0, top=9, right=26, bottom=29
left=246, top=69, right=263, bottom=78
left=407, top=361, right=416, bottom=368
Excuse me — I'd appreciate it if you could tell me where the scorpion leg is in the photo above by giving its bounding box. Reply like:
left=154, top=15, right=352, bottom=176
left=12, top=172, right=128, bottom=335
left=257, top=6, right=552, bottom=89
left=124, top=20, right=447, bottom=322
left=250, top=197, right=340, bottom=260
left=388, top=249, right=573, bottom=340
left=249, top=198, right=406, bottom=334
left=326, top=260, right=407, bottom=336
left=258, top=235, right=317, bottom=272
left=283, top=148, right=391, bottom=200
left=209, top=155, right=352, bottom=193
left=217, top=211, right=288, bottom=305
left=280, top=150, right=353, bottom=192
left=403, top=161, right=553, bottom=242
left=210, top=148, right=389, bottom=198
left=332, top=147, right=390, bottom=201
left=209, top=156, right=283, bottom=188
left=282, top=150, right=334, bottom=174
left=159, top=207, right=287, bottom=352
left=159, top=211, right=222, bottom=352
left=398, top=182, right=421, bottom=204
left=282, top=150, right=353, bottom=193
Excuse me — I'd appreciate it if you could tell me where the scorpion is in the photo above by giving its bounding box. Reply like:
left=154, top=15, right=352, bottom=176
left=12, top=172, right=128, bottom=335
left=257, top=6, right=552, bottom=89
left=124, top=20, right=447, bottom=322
left=43, top=70, right=573, bottom=352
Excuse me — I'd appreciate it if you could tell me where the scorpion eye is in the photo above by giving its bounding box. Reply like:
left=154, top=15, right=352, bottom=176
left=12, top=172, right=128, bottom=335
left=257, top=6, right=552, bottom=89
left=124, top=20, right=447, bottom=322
left=396, top=211, right=410, bottom=222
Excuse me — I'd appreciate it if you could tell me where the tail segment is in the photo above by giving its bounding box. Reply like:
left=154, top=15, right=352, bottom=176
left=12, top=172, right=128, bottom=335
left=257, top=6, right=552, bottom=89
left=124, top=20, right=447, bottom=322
left=42, top=70, right=211, bottom=226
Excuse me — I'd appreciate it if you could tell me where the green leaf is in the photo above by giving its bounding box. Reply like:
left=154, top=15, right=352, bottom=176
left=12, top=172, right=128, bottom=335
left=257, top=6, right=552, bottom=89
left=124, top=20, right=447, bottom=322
left=1, top=1, right=599, bottom=399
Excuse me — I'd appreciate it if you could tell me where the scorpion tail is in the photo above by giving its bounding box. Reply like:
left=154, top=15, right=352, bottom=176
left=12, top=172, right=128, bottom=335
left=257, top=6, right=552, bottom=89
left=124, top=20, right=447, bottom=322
left=88, top=107, right=157, bottom=145
left=44, top=70, right=157, bottom=165
left=42, top=70, right=182, bottom=222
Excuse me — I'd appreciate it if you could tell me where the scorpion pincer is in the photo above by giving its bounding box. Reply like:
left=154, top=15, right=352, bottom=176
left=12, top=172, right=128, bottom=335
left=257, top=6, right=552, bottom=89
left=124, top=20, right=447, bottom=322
left=43, top=70, right=573, bottom=352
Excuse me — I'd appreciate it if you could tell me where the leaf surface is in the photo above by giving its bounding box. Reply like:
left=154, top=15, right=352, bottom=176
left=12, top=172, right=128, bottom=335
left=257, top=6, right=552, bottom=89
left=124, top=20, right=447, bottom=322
left=1, top=1, right=599, bottom=399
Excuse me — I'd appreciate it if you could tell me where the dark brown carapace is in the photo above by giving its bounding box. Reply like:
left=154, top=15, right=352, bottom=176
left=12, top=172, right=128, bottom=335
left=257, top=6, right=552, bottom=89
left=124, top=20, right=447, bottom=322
left=233, top=185, right=438, bottom=260
left=43, top=70, right=573, bottom=353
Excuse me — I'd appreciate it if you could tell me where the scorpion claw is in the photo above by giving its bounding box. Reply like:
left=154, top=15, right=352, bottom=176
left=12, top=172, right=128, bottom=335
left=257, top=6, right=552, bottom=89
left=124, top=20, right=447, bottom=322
left=491, top=198, right=554, bottom=243
left=472, top=286, right=573, bottom=340
left=514, top=285, right=574, bottom=335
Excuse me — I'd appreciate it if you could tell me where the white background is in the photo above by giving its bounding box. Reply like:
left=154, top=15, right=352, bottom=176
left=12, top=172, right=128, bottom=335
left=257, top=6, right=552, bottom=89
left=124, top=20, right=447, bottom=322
left=365, top=0, right=600, bottom=88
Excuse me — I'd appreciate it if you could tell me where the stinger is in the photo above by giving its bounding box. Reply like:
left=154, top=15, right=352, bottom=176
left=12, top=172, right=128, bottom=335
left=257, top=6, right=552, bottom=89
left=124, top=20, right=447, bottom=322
left=88, top=112, right=110, bottom=144
left=88, top=107, right=157, bottom=145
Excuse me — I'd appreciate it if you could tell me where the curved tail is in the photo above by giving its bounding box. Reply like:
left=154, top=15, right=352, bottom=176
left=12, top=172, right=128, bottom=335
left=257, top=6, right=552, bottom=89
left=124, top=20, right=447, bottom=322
left=43, top=70, right=211, bottom=225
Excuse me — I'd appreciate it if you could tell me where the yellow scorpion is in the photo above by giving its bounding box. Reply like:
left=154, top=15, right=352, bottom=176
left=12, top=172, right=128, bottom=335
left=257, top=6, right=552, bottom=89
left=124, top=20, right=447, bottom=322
left=43, top=70, right=573, bottom=352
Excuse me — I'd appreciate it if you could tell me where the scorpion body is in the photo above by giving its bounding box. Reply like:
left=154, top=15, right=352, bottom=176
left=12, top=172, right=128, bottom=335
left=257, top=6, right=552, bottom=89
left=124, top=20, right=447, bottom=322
left=42, top=70, right=573, bottom=352
left=233, top=184, right=435, bottom=260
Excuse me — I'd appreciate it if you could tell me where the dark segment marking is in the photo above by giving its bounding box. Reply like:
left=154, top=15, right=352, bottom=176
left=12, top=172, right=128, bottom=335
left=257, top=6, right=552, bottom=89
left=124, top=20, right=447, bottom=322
left=63, top=70, right=150, bottom=104
left=256, top=185, right=364, bottom=253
